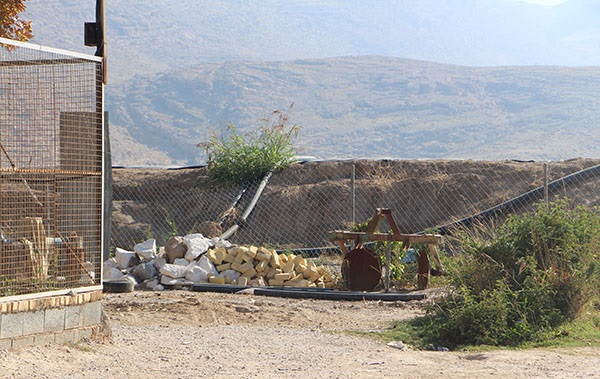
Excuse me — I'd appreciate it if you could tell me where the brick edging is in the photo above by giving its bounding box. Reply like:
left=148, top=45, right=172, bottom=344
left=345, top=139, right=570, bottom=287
left=0, top=291, right=103, bottom=314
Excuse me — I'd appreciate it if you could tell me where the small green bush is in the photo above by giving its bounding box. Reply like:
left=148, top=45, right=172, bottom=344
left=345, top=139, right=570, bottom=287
left=415, top=199, right=600, bottom=348
left=200, top=110, right=299, bottom=186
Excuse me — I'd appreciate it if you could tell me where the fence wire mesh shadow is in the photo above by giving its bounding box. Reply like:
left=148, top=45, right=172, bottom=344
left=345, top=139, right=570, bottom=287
left=0, top=39, right=104, bottom=297
left=110, top=159, right=600, bottom=254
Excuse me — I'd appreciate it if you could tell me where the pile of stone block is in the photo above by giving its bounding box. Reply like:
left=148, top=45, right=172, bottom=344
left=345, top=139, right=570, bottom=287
left=103, top=234, right=336, bottom=291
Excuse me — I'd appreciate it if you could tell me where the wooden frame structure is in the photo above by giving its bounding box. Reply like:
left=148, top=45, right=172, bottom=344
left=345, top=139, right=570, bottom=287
left=328, top=208, right=444, bottom=290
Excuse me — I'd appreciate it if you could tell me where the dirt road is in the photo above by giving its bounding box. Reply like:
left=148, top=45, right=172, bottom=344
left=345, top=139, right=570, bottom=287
left=1, top=290, right=599, bottom=378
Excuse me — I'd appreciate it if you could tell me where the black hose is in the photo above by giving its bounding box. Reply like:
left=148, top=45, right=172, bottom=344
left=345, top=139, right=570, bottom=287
left=191, top=283, right=425, bottom=301
left=251, top=287, right=425, bottom=301
left=437, top=162, right=600, bottom=234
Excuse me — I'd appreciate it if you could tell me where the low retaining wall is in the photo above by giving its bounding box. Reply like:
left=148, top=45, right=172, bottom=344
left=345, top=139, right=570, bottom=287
left=0, top=290, right=103, bottom=348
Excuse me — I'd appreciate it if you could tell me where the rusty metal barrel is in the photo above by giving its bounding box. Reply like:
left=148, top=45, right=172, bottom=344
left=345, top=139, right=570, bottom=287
left=342, top=247, right=382, bottom=291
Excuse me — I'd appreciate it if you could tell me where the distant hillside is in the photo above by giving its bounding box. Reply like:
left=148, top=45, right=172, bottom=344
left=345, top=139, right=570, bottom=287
left=22, top=0, right=600, bottom=165
left=25, top=0, right=600, bottom=84
left=107, top=56, right=600, bottom=166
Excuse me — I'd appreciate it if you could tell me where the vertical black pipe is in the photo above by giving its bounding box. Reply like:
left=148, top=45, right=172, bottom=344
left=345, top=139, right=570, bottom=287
left=95, top=0, right=105, bottom=58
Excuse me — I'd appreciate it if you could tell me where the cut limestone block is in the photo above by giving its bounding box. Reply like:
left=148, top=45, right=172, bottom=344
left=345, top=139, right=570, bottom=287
left=282, top=261, right=295, bottom=274
left=307, top=272, right=321, bottom=283
left=266, top=268, right=277, bottom=279
left=215, top=248, right=227, bottom=264
left=209, top=276, right=225, bottom=284
left=274, top=272, right=292, bottom=281
left=232, top=261, right=254, bottom=273
left=289, top=274, right=303, bottom=282
left=292, top=255, right=305, bottom=266
left=255, top=251, right=271, bottom=262
left=295, top=263, right=307, bottom=274
left=208, top=248, right=226, bottom=265
left=270, top=253, right=281, bottom=268
left=269, top=279, right=285, bottom=286
left=303, top=263, right=318, bottom=279
left=216, top=263, right=231, bottom=272
left=241, top=267, right=257, bottom=278
left=255, top=260, right=268, bottom=273
left=247, top=246, right=258, bottom=259
left=229, top=246, right=249, bottom=257
left=230, top=262, right=244, bottom=272
left=223, top=253, right=236, bottom=263
left=233, top=253, right=245, bottom=264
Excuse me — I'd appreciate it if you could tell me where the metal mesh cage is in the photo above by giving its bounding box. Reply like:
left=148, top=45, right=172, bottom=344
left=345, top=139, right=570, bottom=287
left=0, top=38, right=103, bottom=297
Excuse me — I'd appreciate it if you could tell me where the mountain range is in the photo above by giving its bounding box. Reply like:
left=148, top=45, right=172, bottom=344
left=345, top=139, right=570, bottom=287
left=22, top=0, right=600, bottom=165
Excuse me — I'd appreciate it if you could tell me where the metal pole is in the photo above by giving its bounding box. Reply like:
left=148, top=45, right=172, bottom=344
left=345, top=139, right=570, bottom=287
left=351, top=163, right=356, bottom=226
left=384, top=241, right=391, bottom=293
left=96, top=0, right=107, bottom=83
left=543, top=162, right=549, bottom=209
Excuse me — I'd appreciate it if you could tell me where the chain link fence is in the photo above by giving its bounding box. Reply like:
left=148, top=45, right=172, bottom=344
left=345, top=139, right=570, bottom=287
left=111, top=158, right=600, bottom=253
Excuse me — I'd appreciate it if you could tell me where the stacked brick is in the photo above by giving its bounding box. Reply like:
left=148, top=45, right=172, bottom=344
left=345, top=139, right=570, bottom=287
left=206, top=245, right=336, bottom=288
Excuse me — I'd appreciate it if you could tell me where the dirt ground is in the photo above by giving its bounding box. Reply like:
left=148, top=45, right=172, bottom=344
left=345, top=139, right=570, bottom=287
left=1, top=289, right=599, bottom=379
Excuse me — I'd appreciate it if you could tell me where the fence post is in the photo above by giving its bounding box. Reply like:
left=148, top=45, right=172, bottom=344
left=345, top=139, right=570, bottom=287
left=351, top=163, right=356, bottom=227
left=544, top=162, right=549, bottom=209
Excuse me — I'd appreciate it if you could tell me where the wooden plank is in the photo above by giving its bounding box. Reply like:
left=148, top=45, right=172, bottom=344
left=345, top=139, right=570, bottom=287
left=328, top=231, right=443, bottom=245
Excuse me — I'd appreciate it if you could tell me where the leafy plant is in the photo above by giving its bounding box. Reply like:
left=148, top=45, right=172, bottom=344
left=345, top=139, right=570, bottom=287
left=199, top=109, right=299, bottom=186
left=0, top=0, right=33, bottom=49
left=388, top=198, right=600, bottom=348
left=161, top=206, right=179, bottom=241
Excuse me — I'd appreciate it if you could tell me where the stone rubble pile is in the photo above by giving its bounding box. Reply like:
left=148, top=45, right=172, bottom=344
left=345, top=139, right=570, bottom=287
left=103, top=234, right=337, bottom=291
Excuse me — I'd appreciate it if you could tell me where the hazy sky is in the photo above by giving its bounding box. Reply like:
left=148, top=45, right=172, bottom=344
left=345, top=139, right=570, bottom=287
left=519, top=0, right=569, bottom=4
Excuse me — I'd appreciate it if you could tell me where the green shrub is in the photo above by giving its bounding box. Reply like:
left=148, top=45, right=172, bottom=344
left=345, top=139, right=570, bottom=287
left=414, top=198, right=600, bottom=348
left=200, top=110, right=299, bottom=186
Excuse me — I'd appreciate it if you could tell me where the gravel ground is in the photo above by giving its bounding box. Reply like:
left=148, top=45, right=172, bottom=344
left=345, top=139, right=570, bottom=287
left=1, top=289, right=599, bottom=378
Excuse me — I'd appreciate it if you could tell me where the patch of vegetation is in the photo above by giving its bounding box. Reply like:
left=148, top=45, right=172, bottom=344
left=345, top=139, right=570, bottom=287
left=199, top=110, right=299, bottom=186
left=384, top=199, right=600, bottom=349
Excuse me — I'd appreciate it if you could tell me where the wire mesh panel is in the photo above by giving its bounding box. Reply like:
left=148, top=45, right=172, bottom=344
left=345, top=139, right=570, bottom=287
left=111, top=167, right=254, bottom=249
left=110, top=159, right=600, bottom=252
left=0, top=38, right=103, bottom=297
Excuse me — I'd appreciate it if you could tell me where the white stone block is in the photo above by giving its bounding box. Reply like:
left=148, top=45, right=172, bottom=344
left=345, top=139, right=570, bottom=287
left=183, top=233, right=213, bottom=261
left=134, top=239, right=156, bottom=261
left=124, top=274, right=139, bottom=286
left=160, top=276, right=190, bottom=286
left=218, top=269, right=240, bottom=283
left=145, top=278, right=159, bottom=290
left=173, top=258, right=190, bottom=266
left=159, top=263, right=187, bottom=278
left=198, top=255, right=218, bottom=277
left=211, top=237, right=232, bottom=249
left=115, top=247, right=137, bottom=269
left=103, top=267, right=124, bottom=281
left=185, top=265, right=209, bottom=283
left=152, top=256, right=167, bottom=270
